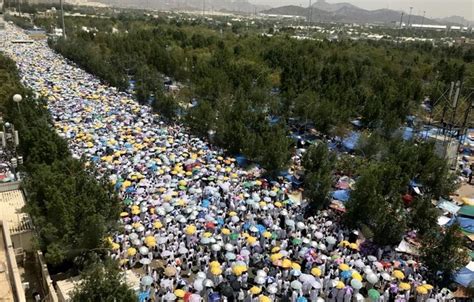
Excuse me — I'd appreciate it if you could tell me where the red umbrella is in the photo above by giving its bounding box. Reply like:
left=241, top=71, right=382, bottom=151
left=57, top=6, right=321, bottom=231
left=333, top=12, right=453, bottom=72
left=402, top=194, right=413, bottom=206
left=205, top=221, right=216, bottom=229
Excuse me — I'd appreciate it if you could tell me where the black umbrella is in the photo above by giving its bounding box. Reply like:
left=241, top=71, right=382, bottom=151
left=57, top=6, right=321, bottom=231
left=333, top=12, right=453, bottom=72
left=218, top=284, right=234, bottom=299
left=231, top=280, right=241, bottom=291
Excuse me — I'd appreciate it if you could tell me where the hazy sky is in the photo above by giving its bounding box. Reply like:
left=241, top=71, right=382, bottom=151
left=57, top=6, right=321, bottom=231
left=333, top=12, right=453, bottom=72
left=257, top=0, right=474, bottom=20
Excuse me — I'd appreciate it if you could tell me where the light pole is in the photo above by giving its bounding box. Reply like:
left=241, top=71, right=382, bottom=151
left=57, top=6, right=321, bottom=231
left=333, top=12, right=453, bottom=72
left=60, top=0, right=66, bottom=39
left=13, top=94, right=22, bottom=114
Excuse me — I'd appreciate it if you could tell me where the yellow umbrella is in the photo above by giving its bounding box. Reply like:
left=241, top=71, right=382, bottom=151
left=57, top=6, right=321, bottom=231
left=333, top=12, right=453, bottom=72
left=211, top=267, right=222, bottom=276
left=221, top=228, right=231, bottom=235
left=291, top=262, right=301, bottom=271
left=246, top=236, right=257, bottom=245
left=145, top=236, right=156, bottom=247
left=228, top=211, right=237, bottom=217
left=416, top=286, right=428, bottom=295
left=131, top=205, right=140, bottom=215
left=185, top=225, right=196, bottom=235
left=210, top=261, right=221, bottom=268
left=281, top=259, right=292, bottom=269
left=399, top=282, right=411, bottom=291
left=153, top=221, right=163, bottom=229
left=127, top=247, right=137, bottom=257
left=339, top=240, right=350, bottom=247
left=274, top=202, right=283, bottom=208
left=270, top=253, right=283, bottom=262
left=232, top=265, right=247, bottom=276
left=392, top=270, right=405, bottom=280
left=349, top=243, right=359, bottom=250
left=203, top=232, right=213, bottom=238
left=352, top=271, right=362, bottom=281
left=174, top=289, right=185, bottom=298
left=422, top=284, right=433, bottom=290
left=258, top=295, right=271, bottom=302
left=311, top=267, right=322, bottom=277
left=120, top=212, right=129, bottom=217
left=339, top=263, right=350, bottom=271
left=250, top=286, right=262, bottom=295
left=336, top=281, right=345, bottom=289
left=262, top=231, right=272, bottom=239
left=271, top=246, right=280, bottom=253
left=111, top=243, right=120, bottom=250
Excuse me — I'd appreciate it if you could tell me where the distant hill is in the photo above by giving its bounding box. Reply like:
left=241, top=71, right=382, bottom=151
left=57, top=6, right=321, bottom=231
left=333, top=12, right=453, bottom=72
left=311, top=0, right=357, bottom=13
left=262, top=0, right=445, bottom=25
left=263, top=5, right=308, bottom=16
left=435, top=16, right=473, bottom=26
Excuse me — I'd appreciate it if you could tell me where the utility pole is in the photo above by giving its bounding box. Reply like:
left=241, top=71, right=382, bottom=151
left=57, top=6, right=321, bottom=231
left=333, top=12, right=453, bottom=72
left=308, top=0, right=312, bottom=24
left=202, top=0, right=205, bottom=16
left=397, top=12, right=404, bottom=43
left=407, top=6, right=413, bottom=28
left=60, top=0, right=66, bottom=39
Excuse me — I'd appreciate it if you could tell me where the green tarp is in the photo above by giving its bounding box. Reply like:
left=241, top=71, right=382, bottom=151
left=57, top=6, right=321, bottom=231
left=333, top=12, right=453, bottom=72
left=459, top=205, right=474, bottom=218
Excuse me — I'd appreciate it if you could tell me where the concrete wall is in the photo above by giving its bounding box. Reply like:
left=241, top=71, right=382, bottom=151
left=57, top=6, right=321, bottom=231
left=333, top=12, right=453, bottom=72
left=0, top=221, right=26, bottom=302
left=35, top=251, right=59, bottom=302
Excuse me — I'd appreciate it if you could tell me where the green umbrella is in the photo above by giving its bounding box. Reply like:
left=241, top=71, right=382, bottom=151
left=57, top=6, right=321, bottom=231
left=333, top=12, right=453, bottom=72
left=243, top=182, right=252, bottom=188
left=123, top=198, right=133, bottom=206
left=230, top=233, right=239, bottom=240
left=179, top=185, right=186, bottom=190
left=368, top=289, right=380, bottom=301
left=292, top=238, right=302, bottom=245
left=271, top=232, right=278, bottom=240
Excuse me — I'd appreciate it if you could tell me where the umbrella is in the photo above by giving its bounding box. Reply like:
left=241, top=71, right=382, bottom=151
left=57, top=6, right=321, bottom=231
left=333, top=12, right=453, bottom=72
left=164, top=266, right=177, bottom=277
left=250, top=286, right=262, bottom=295
left=340, top=270, right=352, bottom=280
left=267, top=286, right=278, bottom=294
left=193, top=279, right=204, bottom=291
left=255, top=276, right=266, bottom=284
left=296, top=297, right=307, bottom=302
left=315, top=231, right=323, bottom=239
left=368, top=289, right=380, bottom=301
left=141, top=275, right=153, bottom=286
left=225, top=252, right=236, bottom=260
left=204, top=279, right=215, bottom=288
left=127, top=247, right=137, bottom=256
left=189, top=294, right=201, bottom=302
left=140, top=258, right=151, bottom=266
left=367, top=255, right=377, bottom=262
left=399, top=282, right=411, bottom=291
left=381, top=272, right=391, bottom=281
left=164, top=292, right=176, bottom=301
left=350, top=279, right=363, bottom=289
left=339, top=263, right=350, bottom=271
left=259, top=295, right=271, bottom=302
left=354, top=259, right=365, bottom=268
left=311, top=267, right=322, bottom=277
left=139, top=246, right=149, bottom=255
left=335, top=281, right=345, bottom=289
left=174, top=289, right=185, bottom=298
left=416, top=286, right=428, bottom=295
left=290, top=280, right=302, bottom=290
left=366, top=273, right=378, bottom=284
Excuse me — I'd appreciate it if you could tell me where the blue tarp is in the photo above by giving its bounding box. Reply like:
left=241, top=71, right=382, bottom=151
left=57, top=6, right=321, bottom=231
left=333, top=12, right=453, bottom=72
left=447, top=216, right=474, bottom=233
left=235, top=155, right=248, bottom=167
left=332, top=190, right=350, bottom=202
left=342, top=132, right=361, bottom=151
left=402, top=127, right=414, bottom=141
left=453, top=267, right=474, bottom=287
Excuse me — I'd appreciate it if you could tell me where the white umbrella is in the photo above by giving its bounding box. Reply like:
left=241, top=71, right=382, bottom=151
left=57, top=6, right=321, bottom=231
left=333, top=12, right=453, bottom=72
left=141, top=275, right=153, bottom=286
left=224, top=243, right=234, bottom=251
left=367, top=255, right=377, bottom=262
left=325, top=236, right=336, bottom=245
left=354, top=259, right=365, bottom=268
left=193, top=278, right=204, bottom=291
left=140, top=258, right=151, bottom=266
left=129, top=233, right=139, bottom=240
left=255, top=276, right=266, bottom=284
left=367, top=273, right=379, bottom=284
left=291, top=280, right=302, bottom=290
left=211, top=244, right=221, bottom=252
left=231, top=216, right=240, bottom=223
left=164, top=292, right=176, bottom=301
left=162, top=250, right=173, bottom=257
left=178, top=247, right=189, bottom=254
left=311, top=280, right=322, bottom=289
left=381, top=272, right=391, bottom=281
left=196, top=272, right=207, bottom=279
left=139, top=246, right=149, bottom=255
left=189, top=294, right=201, bottom=302
left=299, top=274, right=315, bottom=284
left=240, top=249, right=250, bottom=257
left=204, top=279, right=214, bottom=287
left=285, top=219, right=295, bottom=227
left=225, top=252, right=236, bottom=260
left=315, top=232, right=323, bottom=239
left=267, top=286, right=278, bottom=294
left=324, top=221, right=332, bottom=226
left=256, top=270, right=267, bottom=278
left=296, top=222, right=305, bottom=230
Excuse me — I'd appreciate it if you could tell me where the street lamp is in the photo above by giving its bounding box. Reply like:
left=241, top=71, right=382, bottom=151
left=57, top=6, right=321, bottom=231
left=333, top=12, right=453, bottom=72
left=13, top=94, right=22, bottom=114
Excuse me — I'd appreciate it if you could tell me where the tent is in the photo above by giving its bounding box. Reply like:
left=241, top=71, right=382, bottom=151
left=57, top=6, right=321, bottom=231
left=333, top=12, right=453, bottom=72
left=453, top=265, right=474, bottom=287
left=331, top=190, right=350, bottom=203
left=342, top=132, right=361, bottom=151
left=437, top=200, right=461, bottom=214
left=459, top=205, right=474, bottom=218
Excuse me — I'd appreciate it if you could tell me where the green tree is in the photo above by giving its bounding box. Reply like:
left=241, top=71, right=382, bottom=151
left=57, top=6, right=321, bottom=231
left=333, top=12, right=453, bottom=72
left=420, top=224, right=469, bottom=284
left=302, top=143, right=335, bottom=210
left=70, top=260, right=136, bottom=302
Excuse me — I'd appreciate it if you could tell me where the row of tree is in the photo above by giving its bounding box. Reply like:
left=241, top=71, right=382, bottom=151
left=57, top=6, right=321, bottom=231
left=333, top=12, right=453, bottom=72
left=0, top=55, right=123, bottom=274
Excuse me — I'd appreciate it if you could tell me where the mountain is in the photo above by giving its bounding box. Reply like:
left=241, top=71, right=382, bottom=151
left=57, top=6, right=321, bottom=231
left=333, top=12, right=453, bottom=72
left=263, top=5, right=308, bottom=16
left=262, top=1, right=442, bottom=25
left=311, top=0, right=357, bottom=13
left=435, top=16, right=473, bottom=26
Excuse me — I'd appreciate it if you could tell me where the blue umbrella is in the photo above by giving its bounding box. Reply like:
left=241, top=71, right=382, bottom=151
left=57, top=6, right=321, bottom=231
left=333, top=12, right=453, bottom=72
left=340, top=270, right=352, bottom=280
left=209, top=292, right=221, bottom=302
left=202, top=199, right=210, bottom=208
left=138, top=291, right=149, bottom=302
left=297, top=297, right=307, bottom=302
left=256, top=224, right=266, bottom=234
